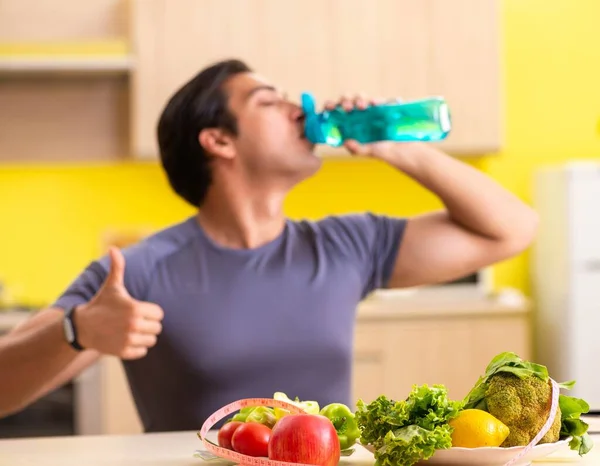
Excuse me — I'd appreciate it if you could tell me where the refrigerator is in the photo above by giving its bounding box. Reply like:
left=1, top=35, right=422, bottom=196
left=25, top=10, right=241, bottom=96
left=532, top=161, right=600, bottom=413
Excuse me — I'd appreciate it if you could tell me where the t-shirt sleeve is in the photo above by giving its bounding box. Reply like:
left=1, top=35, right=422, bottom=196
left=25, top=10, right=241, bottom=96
left=51, top=245, right=154, bottom=311
left=318, top=213, right=408, bottom=298
left=51, top=261, right=108, bottom=311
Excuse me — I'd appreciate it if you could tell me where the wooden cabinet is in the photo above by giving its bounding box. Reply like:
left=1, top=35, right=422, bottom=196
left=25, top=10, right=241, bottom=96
left=0, top=0, right=501, bottom=162
left=0, top=0, right=132, bottom=162
left=428, top=0, right=503, bottom=155
left=75, top=356, right=144, bottom=435
left=351, top=296, right=531, bottom=403
left=0, top=75, right=129, bottom=162
left=129, top=0, right=502, bottom=159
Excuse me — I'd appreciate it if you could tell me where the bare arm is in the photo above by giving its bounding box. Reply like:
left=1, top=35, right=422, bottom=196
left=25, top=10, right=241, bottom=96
left=0, top=308, right=99, bottom=417
left=326, top=94, right=539, bottom=289
left=0, top=248, right=164, bottom=417
left=381, top=143, right=538, bottom=288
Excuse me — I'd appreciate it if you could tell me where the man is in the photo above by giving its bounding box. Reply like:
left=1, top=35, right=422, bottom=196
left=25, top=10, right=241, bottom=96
left=0, top=59, right=537, bottom=432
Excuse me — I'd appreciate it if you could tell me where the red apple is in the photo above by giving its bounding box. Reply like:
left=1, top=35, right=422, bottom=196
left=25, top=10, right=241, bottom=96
left=268, top=414, right=340, bottom=466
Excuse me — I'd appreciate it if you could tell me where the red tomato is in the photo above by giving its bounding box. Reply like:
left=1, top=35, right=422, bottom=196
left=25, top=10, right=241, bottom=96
left=217, top=421, right=244, bottom=450
left=231, top=422, right=271, bottom=457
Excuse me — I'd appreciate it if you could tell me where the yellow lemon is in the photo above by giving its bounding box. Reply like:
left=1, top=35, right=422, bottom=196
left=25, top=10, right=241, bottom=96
left=449, top=409, right=510, bottom=448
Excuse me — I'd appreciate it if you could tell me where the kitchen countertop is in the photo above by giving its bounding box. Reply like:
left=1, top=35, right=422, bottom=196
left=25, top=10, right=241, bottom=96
left=0, top=430, right=597, bottom=465
left=0, top=309, right=32, bottom=332
left=357, top=289, right=530, bottom=320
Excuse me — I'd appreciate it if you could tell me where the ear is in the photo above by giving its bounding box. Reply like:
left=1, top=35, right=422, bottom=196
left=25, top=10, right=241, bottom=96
left=198, top=128, right=236, bottom=160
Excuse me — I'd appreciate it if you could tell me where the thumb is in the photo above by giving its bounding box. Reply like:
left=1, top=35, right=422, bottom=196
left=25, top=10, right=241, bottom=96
left=104, top=246, right=127, bottom=289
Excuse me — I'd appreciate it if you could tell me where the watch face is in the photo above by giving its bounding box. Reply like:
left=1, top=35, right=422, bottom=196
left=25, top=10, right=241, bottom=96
left=63, top=316, right=75, bottom=343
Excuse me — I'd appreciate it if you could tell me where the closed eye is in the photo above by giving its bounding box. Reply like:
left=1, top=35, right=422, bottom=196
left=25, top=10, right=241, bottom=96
left=255, top=91, right=288, bottom=107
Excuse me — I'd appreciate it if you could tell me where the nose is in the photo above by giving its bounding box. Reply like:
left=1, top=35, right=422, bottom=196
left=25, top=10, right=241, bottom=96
left=290, top=103, right=305, bottom=123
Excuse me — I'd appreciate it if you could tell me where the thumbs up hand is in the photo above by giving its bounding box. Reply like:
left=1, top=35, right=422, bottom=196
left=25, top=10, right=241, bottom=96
left=76, top=247, right=165, bottom=359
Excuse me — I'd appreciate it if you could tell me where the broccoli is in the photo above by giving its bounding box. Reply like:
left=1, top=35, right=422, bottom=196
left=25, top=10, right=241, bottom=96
left=481, top=372, right=561, bottom=447
left=463, top=352, right=593, bottom=456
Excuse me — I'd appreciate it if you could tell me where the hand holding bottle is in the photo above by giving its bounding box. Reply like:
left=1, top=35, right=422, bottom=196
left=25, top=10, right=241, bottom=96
left=301, top=92, right=451, bottom=158
left=322, top=94, right=398, bottom=158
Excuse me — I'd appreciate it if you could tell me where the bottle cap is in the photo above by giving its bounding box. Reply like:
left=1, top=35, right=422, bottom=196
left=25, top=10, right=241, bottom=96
left=301, top=92, right=344, bottom=146
left=301, top=92, right=326, bottom=144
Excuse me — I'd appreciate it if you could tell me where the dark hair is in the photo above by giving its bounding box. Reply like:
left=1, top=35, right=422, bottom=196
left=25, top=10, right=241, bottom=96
left=157, top=59, right=252, bottom=207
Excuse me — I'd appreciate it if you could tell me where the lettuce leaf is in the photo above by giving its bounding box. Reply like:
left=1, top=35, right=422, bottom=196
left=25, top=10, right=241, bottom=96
left=559, top=394, right=594, bottom=455
left=355, top=385, right=463, bottom=466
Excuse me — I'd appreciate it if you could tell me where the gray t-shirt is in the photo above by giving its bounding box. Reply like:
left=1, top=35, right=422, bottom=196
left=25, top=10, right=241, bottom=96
left=53, top=213, right=406, bottom=432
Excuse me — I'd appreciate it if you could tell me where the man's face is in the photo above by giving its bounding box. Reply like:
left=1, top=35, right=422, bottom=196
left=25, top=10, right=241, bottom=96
left=222, top=72, right=322, bottom=183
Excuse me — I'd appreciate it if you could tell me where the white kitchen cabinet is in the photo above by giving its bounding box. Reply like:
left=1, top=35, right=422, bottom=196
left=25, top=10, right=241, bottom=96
left=76, top=292, right=530, bottom=435
left=532, top=162, right=600, bottom=412
left=129, top=0, right=502, bottom=159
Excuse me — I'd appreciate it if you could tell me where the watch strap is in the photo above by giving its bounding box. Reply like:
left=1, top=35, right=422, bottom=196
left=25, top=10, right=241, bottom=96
left=63, top=306, right=85, bottom=351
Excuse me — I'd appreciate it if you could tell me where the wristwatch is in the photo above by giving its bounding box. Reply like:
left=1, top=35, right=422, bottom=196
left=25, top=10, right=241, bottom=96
left=63, top=306, right=85, bottom=351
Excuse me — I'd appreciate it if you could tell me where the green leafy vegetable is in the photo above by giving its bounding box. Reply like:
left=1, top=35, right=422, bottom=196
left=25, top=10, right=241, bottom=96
left=272, top=391, right=320, bottom=419
left=230, top=406, right=254, bottom=423
left=559, top=393, right=593, bottom=454
left=227, top=392, right=318, bottom=429
left=355, top=384, right=464, bottom=466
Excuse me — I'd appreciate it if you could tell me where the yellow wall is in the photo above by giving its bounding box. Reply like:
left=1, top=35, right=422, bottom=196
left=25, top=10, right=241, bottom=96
left=1, top=0, right=599, bottom=306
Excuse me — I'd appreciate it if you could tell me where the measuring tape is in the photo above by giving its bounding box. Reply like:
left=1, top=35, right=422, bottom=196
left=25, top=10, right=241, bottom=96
left=503, top=378, right=560, bottom=466
left=196, top=381, right=561, bottom=466
left=197, top=397, right=326, bottom=466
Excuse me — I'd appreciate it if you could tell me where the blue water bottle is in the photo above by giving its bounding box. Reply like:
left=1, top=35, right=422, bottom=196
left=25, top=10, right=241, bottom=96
left=301, top=92, right=451, bottom=146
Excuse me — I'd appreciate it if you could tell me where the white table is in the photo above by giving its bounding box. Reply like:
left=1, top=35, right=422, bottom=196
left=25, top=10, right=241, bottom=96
left=0, top=431, right=598, bottom=465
